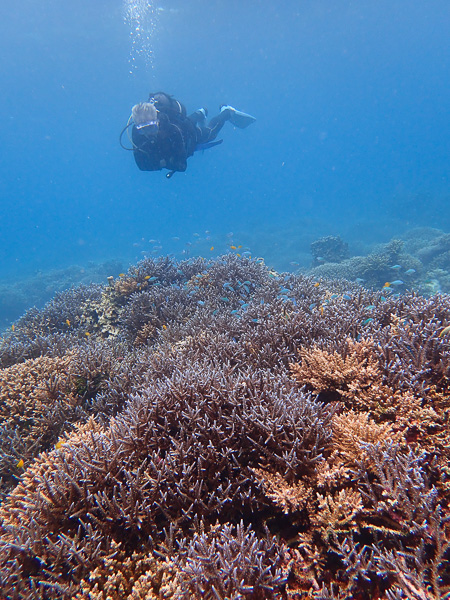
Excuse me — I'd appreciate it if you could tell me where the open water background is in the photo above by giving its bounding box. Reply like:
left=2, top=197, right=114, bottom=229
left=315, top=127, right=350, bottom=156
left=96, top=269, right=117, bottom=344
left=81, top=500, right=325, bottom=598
left=0, top=0, right=449, bottom=323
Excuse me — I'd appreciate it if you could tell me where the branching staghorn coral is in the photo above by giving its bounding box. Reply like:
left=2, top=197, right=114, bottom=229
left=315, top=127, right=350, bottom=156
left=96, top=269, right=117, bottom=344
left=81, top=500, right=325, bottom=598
left=372, top=508, right=450, bottom=600
left=172, top=522, right=287, bottom=599
left=0, top=364, right=333, bottom=597
left=0, top=354, right=80, bottom=498
left=331, top=411, right=401, bottom=467
left=0, top=339, right=147, bottom=500
left=252, top=468, right=312, bottom=514
left=0, top=254, right=449, bottom=598
left=313, top=488, right=364, bottom=538
left=289, top=337, right=382, bottom=404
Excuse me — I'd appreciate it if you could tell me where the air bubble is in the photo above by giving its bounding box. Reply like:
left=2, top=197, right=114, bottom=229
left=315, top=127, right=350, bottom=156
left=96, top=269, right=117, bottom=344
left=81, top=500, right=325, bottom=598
left=123, top=1, right=159, bottom=72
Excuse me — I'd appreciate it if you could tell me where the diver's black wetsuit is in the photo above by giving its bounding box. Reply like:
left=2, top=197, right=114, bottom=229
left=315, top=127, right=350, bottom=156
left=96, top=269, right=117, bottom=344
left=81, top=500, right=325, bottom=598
left=132, top=110, right=194, bottom=172
left=132, top=92, right=229, bottom=173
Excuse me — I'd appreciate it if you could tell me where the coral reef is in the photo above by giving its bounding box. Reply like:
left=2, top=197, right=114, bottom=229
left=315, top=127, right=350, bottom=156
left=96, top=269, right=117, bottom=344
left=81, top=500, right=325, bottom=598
left=0, top=260, right=124, bottom=327
left=0, top=253, right=449, bottom=599
left=309, top=238, right=422, bottom=289
left=307, top=228, right=450, bottom=294
left=310, top=235, right=349, bottom=267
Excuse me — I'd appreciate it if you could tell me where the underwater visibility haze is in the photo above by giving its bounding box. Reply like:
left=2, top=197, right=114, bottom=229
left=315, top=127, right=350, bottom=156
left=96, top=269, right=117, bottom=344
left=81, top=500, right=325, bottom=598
left=0, top=0, right=449, bottom=319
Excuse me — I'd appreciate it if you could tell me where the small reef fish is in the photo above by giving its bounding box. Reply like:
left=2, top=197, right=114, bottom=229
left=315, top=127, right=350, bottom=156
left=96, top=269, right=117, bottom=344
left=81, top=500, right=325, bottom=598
left=390, top=280, right=404, bottom=286
left=85, top=332, right=91, bottom=337
left=390, top=265, right=402, bottom=269
left=405, top=269, right=416, bottom=275
left=383, top=282, right=391, bottom=288
left=362, top=318, right=374, bottom=325
left=55, top=441, right=64, bottom=449
left=342, top=294, right=351, bottom=300
left=66, top=319, right=71, bottom=327
left=210, top=246, right=214, bottom=251
left=313, top=282, right=320, bottom=287
left=119, top=273, right=125, bottom=277
left=439, top=325, right=450, bottom=337
left=230, top=245, right=237, bottom=250
left=17, top=459, right=24, bottom=468
left=11, top=324, right=15, bottom=332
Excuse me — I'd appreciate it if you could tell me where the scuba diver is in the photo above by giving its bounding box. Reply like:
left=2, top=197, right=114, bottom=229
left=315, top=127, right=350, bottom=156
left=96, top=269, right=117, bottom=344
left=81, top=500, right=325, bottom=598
left=120, top=92, right=256, bottom=178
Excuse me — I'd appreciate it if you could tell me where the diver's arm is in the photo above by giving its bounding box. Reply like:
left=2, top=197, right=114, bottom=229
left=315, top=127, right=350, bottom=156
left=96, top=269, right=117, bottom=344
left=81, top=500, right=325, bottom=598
left=132, top=126, right=160, bottom=171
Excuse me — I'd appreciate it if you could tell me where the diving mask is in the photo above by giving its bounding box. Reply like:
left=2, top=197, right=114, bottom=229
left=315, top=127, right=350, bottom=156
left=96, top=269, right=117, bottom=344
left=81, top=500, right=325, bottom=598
left=132, top=102, right=159, bottom=136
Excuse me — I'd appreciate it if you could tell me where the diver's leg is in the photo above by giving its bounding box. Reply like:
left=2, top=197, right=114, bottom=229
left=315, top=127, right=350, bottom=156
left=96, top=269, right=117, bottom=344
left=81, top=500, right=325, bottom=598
left=202, top=108, right=231, bottom=142
left=187, top=109, right=212, bottom=145
left=187, top=108, right=208, bottom=126
left=202, top=105, right=256, bottom=141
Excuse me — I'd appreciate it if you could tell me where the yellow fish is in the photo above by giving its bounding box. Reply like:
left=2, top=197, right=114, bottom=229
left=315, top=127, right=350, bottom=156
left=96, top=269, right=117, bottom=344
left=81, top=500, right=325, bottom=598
left=55, top=441, right=64, bottom=449
left=85, top=332, right=91, bottom=337
left=144, top=275, right=151, bottom=280
left=119, top=273, right=125, bottom=277
left=66, top=319, right=71, bottom=327
left=230, top=245, right=237, bottom=250
left=210, top=246, right=214, bottom=251
left=439, top=325, right=450, bottom=337
left=11, top=324, right=15, bottom=332
left=17, top=459, right=24, bottom=468
left=314, top=282, right=320, bottom=288
left=383, top=282, right=391, bottom=288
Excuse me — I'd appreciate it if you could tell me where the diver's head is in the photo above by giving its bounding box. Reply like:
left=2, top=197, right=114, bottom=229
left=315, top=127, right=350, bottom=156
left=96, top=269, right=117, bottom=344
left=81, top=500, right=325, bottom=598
left=132, top=102, right=159, bottom=137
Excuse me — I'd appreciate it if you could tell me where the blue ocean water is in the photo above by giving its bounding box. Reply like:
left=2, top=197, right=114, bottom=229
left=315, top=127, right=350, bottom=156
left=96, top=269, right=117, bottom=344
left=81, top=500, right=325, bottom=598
left=0, top=0, right=449, bottom=323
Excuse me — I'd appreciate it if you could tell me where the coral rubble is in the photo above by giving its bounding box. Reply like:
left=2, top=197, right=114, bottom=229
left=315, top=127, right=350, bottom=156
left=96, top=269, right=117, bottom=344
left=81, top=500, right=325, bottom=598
left=0, top=254, right=449, bottom=599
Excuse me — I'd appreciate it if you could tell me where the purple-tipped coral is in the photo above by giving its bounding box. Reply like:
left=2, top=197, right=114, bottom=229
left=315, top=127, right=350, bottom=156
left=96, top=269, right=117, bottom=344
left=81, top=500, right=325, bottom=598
left=173, top=522, right=287, bottom=599
left=0, top=253, right=449, bottom=598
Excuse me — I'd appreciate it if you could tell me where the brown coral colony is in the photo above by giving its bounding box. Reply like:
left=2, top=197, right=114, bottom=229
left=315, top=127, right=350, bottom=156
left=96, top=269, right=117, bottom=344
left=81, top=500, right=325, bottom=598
left=0, top=253, right=449, bottom=599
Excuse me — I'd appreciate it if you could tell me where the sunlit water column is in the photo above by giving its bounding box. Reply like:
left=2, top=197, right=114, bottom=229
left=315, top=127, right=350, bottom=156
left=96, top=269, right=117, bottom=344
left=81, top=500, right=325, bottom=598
left=123, top=0, right=159, bottom=73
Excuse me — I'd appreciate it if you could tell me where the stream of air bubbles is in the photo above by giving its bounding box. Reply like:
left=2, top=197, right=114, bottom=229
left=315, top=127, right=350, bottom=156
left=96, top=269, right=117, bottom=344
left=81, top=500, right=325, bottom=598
left=123, top=1, right=159, bottom=73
